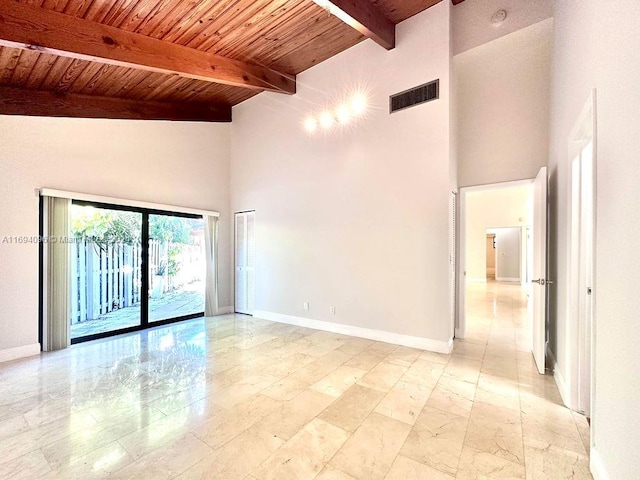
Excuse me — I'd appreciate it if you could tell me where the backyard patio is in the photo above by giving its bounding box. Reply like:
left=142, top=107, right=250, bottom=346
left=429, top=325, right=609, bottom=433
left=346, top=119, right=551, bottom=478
left=70, top=282, right=205, bottom=338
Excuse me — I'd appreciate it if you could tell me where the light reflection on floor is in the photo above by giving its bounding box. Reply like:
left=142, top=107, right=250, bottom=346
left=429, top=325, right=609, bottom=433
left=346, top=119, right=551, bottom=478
left=0, top=290, right=592, bottom=479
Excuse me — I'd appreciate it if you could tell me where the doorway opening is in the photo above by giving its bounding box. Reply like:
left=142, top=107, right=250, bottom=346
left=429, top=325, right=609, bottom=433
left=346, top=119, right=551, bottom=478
left=487, top=227, right=524, bottom=284
left=485, top=233, right=496, bottom=281
left=457, top=180, right=534, bottom=340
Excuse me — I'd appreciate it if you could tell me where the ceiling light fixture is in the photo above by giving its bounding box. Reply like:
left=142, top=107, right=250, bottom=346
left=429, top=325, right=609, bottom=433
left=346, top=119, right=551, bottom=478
left=350, top=93, right=367, bottom=116
left=319, top=111, right=334, bottom=129
left=304, top=117, right=318, bottom=133
left=335, top=104, right=351, bottom=123
left=302, top=92, right=369, bottom=134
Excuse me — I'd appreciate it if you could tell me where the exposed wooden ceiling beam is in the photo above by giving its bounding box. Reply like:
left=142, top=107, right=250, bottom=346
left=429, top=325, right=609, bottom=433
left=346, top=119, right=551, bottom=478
left=0, top=1, right=295, bottom=94
left=312, top=0, right=395, bottom=50
left=0, top=86, right=232, bottom=122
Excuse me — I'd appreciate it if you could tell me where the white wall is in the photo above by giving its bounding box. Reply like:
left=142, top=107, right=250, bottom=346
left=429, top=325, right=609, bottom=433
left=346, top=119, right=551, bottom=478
left=493, top=227, right=520, bottom=281
left=452, top=0, right=553, bottom=55
left=548, top=1, right=640, bottom=478
left=231, top=2, right=454, bottom=348
left=465, top=185, right=531, bottom=281
left=455, top=19, right=552, bottom=188
left=0, top=117, right=232, bottom=356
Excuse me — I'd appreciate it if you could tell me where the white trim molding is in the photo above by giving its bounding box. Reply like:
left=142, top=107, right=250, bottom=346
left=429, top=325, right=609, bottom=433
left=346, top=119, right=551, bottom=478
left=590, top=447, right=610, bottom=480
left=461, top=178, right=534, bottom=192
left=253, top=310, right=453, bottom=354
left=39, top=188, right=220, bottom=218
left=495, top=277, right=521, bottom=283
left=0, top=343, right=40, bottom=364
left=548, top=348, right=571, bottom=408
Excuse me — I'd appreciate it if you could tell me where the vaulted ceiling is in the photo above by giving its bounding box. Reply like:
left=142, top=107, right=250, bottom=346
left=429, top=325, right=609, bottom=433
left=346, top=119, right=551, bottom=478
left=0, top=0, right=454, bottom=121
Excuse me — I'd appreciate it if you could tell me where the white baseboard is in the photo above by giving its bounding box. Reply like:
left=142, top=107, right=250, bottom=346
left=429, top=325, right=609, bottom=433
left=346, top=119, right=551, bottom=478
left=0, top=343, right=40, bottom=364
left=554, top=368, right=570, bottom=407
left=217, top=306, right=235, bottom=315
left=590, top=447, right=610, bottom=480
left=253, top=310, right=453, bottom=354
left=548, top=348, right=571, bottom=408
left=496, top=277, right=521, bottom=283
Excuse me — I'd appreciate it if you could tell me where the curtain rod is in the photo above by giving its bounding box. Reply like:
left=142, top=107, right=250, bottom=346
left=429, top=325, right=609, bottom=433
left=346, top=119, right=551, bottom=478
left=39, top=188, right=220, bottom=218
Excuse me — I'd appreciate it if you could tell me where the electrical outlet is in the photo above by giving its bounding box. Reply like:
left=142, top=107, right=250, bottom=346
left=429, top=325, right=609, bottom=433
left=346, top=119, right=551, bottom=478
left=303, top=302, right=309, bottom=311
left=330, top=306, right=336, bottom=315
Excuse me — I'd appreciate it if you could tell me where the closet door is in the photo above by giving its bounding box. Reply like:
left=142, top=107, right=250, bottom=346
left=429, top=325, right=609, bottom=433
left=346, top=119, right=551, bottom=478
left=245, top=212, right=255, bottom=313
left=235, top=211, right=255, bottom=314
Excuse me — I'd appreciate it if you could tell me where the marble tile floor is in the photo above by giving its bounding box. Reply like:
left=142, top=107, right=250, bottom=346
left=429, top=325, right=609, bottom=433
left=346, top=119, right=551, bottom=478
left=0, top=282, right=592, bottom=479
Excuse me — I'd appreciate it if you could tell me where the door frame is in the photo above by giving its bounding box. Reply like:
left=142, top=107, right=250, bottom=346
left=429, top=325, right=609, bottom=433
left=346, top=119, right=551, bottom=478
left=456, top=179, right=533, bottom=339
left=234, top=210, right=255, bottom=315
left=41, top=199, right=206, bottom=345
left=485, top=233, right=496, bottom=280
left=566, top=89, right=597, bottom=421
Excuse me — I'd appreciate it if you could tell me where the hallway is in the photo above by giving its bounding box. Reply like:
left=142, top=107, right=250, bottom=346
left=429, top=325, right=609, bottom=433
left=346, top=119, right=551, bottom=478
left=457, top=281, right=591, bottom=478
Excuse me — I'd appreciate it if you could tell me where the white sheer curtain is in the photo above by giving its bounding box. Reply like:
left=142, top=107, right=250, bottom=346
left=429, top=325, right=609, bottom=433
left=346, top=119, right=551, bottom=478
left=203, top=215, right=219, bottom=316
left=42, top=196, right=72, bottom=351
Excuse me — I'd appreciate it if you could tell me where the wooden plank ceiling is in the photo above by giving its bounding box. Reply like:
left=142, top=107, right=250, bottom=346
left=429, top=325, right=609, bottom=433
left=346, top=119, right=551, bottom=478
left=0, top=0, right=443, bottom=121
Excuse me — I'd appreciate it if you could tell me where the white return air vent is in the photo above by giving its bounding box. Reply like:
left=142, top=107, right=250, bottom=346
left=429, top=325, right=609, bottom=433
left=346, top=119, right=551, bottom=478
left=389, top=79, right=439, bottom=113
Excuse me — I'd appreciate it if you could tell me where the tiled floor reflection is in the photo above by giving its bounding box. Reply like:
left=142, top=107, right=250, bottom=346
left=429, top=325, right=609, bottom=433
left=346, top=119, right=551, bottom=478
left=0, top=282, right=592, bottom=479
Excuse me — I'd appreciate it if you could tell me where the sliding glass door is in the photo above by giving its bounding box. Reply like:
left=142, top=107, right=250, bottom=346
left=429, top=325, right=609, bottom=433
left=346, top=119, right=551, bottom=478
left=69, top=202, right=205, bottom=343
left=70, top=204, right=142, bottom=339
left=148, top=214, right=205, bottom=323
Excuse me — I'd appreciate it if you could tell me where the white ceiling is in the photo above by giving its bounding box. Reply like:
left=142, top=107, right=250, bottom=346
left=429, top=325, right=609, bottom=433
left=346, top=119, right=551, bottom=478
left=452, top=0, right=553, bottom=55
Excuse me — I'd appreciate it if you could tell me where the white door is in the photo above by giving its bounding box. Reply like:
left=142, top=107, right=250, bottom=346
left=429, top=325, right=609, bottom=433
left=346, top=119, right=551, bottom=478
left=568, top=90, right=596, bottom=415
left=235, top=211, right=255, bottom=315
left=449, top=192, right=457, bottom=339
left=531, top=167, right=548, bottom=374
left=572, top=142, right=594, bottom=414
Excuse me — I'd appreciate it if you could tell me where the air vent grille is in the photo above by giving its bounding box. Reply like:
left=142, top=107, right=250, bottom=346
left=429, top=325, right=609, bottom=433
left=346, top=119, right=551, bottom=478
left=390, top=80, right=439, bottom=113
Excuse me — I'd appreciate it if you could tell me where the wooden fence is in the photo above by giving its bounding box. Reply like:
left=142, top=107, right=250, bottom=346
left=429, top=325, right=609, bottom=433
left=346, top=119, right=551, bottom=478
left=71, top=239, right=203, bottom=324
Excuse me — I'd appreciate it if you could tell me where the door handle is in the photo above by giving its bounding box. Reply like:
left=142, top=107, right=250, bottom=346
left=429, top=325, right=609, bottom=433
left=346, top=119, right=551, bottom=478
left=531, top=278, right=545, bottom=285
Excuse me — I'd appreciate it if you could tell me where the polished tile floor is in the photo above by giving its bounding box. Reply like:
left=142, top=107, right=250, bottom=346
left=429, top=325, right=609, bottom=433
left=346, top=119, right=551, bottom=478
left=0, top=282, right=592, bottom=479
